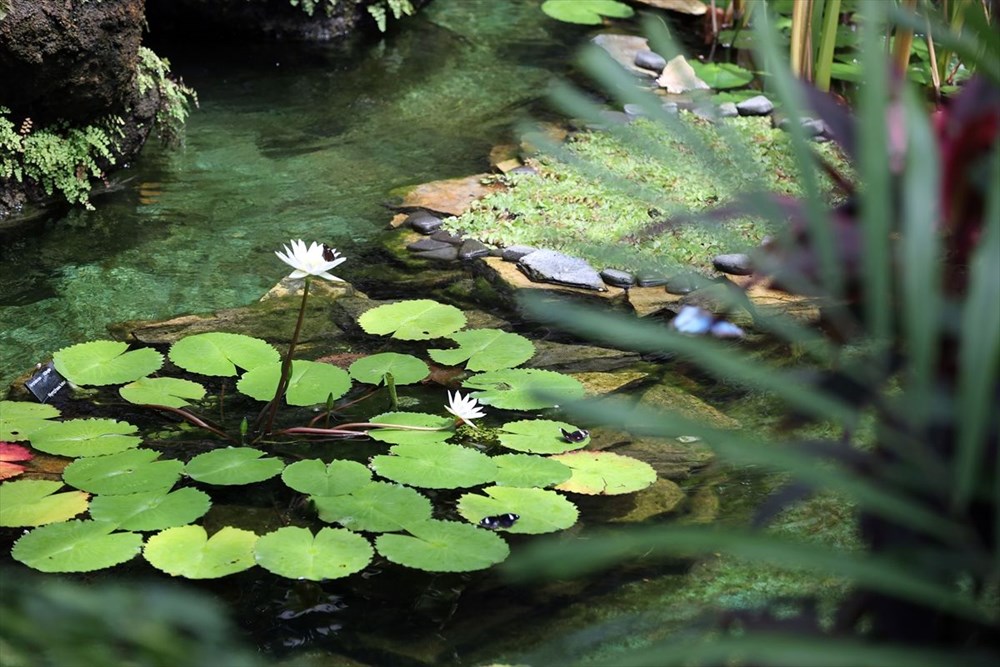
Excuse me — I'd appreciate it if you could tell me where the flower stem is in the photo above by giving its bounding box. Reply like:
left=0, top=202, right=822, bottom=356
left=257, top=277, right=310, bottom=437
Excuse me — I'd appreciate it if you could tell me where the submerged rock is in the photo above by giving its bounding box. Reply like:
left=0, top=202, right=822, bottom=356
left=394, top=173, right=499, bottom=217
left=518, top=250, right=607, bottom=292
left=640, top=383, right=741, bottom=430
left=530, top=340, right=641, bottom=373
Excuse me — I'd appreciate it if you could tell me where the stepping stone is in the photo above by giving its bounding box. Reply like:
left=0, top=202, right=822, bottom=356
left=407, top=238, right=452, bottom=252
left=665, top=274, right=698, bottom=295
left=518, top=250, right=607, bottom=291
left=634, top=50, right=667, bottom=73
left=406, top=211, right=443, bottom=234
left=712, top=253, right=753, bottom=276
left=414, top=246, right=459, bottom=262
left=601, top=268, right=636, bottom=288
left=636, top=273, right=669, bottom=287
left=458, top=239, right=491, bottom=261
left=430, top=230, right=463, bottom=245
left=736, top=95, right=774, bottom=116
left=501, top=245, right=537, bottom=262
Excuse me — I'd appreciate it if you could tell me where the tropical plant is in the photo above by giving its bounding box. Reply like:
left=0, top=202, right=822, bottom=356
left=499, top=1, right=999, bottom=663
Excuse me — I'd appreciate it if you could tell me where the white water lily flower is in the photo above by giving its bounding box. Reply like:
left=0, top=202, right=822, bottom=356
left=445, top=390, right=486, bottom=428
left=275, top=239, right=347, bottom=281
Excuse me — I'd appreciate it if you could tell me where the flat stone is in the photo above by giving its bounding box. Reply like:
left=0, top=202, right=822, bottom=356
left=518, top=250, right=607, bottom=291
left=530, top=339, right=640, bottom=372
left=712, top=253, right=754, bottom=276
left=592, top=34, right=656, bottom=78
left=718, top=102, right=739, bottom=118
left=736, top=94, right=774, bottom=116
left=458, top=238, right=491, bottom=261
left=413, top=246, right=459, bottom=262
left=501, top=244, right=537, bottom=262
left=665, top=273, right=698, bottom=295
left=406, top=211, right=443, bottom=234
left=430, top=229, right=463, bottom=245
left=601, top=268, right=636, bottom=288
left=396, top=173, right=499, bottom=217
left=636, top=273, right=670, bottom=287
left=471, top=257, right=626, bottom=308
left=406, top=238, right=451, bottom=252
left=627, top=285, right=685, bottom=316
left=573, top=370, right=649, bottom=396
left=640, top=382, right=741, bottom=430
left=634, top=49, right=667, bottom=73
left=608, top=478, right=686, bottom=523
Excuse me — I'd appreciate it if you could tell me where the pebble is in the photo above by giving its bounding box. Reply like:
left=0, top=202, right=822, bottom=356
left=406, top=211, right=443, bottom=234
left=736, top=94, right=774, bottom=116
left=634, top=50, right=667, bottom=73
left=407, top=238, right=452, bottom=252
left=458, top=238, right=491, bottom=261
left=501, top=245, right=538, bottom=262
left=712, top=253, right=754, bottom=276
left=600, top=268, right=636, bottom=288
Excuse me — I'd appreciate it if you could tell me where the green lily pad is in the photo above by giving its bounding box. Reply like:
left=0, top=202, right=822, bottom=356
left=53, top=340, right=163, bottom=386
left=428, top=329, right=535, bottom=372
left=119, top=377, right=206, bottom=408
left=281, top=459, right=372, bottom=496
left=457, top=486, right=578, bottom=534
left=88, top=488, right=212, bottom=531
left=168, top=332, right=279, bottom=377
left=689, top=61, right=755, bottom=89
left=236, top=360, right=352, bottom=406
left=63, top=450, right=184, bottom=495
left=375, top=520, right=509, bottom=572
left=371, top=442, right=497, bottom=489
left=0, top=401, right=60, bottom=441
left=540, top=0, right=633, bottom=25
left=358, top=299, right=466, bottom=340
left=498, top=419, right=591, bottom=454
left=462, top=369, right=584, bottom=410
left=313, top=481, right=432, bottom=533
left=254, top=526, right=373, bottom=580
left=368, top=412, right=453, bottom=446
left=551, top=451, right=657, bottom=495
left=0, top=480, right=89, bottom=527
left=185, top=447, right=285, bottom=486
left=144, top=525, right=258, bottom=579
left=29, top=418, right=141, bottom=457
left=492, top=453, right=572, bottom=488
left=349, top=352, right=430, bottom=385
left=12, top=521, right=143, bottom=572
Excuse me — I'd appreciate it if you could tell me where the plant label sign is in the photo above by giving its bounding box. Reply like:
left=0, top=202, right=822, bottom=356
left=25, top=362, right=67, bottom=403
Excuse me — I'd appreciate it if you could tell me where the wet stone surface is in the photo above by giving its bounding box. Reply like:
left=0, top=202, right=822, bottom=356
left=518, top=250, right=607, bottom=292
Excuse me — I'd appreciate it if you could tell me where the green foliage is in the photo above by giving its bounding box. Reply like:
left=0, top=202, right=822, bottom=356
left=0, top=480, right=89, bottom=527
left=349, top=351, right=429, bottom=385
left=428, top=328, right=535, bottom=371
left=168, top=332, right=279, bottom=377
left=458, top=486, right=579, bottom=534
left=28, top=418, right=141, bottom=457
left=88, top=488, right=211, bottom=531
left=688, top=61, right=755, bottom=89
left=12, top=521, right=142, bottom=573
left=254, top=526, right=373, bottom=580
left=313, top=480, right=433, bottom=532
left=491, top=453, right=573, bottom=488
left=370, top=441, right=498, bottom=489
left=136, top=47, right=198, bottom=146
left=281, top=458, right=372, bottom=496
left=143, top=525, right=257, bottom=578
left=541, top=0, right=633, bottom=25
left=498, top=419, right=591, bottom=454
left=119, top=376, right=206, bottom=408
left=551, top=450, right=658, bottom=495
left=53, top=340, right=163, bottom=386
left=0, top=401, right=60, bottom=441
left=184, top=447, right=285, bottom=485
left=358, top=299, right=466, bottom=340
left=463, top=368, right=585, bottom=410
left=374, top=519, right=510, bottom=572
left=236, top=359, right=352, bottom=405
left=366, top=0, right=416, bottom=32
left=367, top=411, right=454, bottom=445
left=63, top=449, right=184, bottom=495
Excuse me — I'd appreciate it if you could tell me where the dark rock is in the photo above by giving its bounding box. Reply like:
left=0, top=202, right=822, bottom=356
left=601, top=268, right=636, bottom=288
left=518, top=250, right=607, bottom=291
left=501, top=245, right=538, bottom=262
left=430, top=229, right=463, bottom=245
left=736, top=95, right=775, bottom=116
left=406, top=211, right=443, bottom=234
left=414, top=246, right=459, bottom=262
left=508, top=165, right=538, bottom=176
left=634, top=50, right=667, bottom=73
left=458, top=239, right=491, bottom=261
left=665, top=274, right=698, bottom=295
left=712, top=253, right=754, bottom=276
left=406, top=238, right=452, bottom=252
left=636, top=273, right=670, bottom=288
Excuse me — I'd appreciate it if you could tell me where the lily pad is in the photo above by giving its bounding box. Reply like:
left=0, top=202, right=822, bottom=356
left=237, top=360, right=352, bottom=406
left=375, top=520, right=509, bottom=572
left=457, top=486, right=578, bottom=534
left=144, top=525, right=258, bottom=578
left=0, top=479, right=89, bottom=527
left=168, top=332, right=280, bottom=377
left=0, top=442, right=33, bottom=480
left=119, top=377, right=206, bottom=408
left=63, top=449, right=184, bottom=496
left=370, top=442, right=497, bottom=489
left=88, top=488, right=211, bottom=531
left=689, top=61, right=755, bottom=89
left=498, top=419, right=591, bottom=454
left=0, top=401, right=60, bottom=441
left=463, top=368, right=584, bottom=410
left=349, top=353, right=430, bottom=385
left=29, top=418, right=141, bottom=457
left=540, top=0, right=633, bottom=25
left=358, top=299, right=466, bottom=340
left=281, top=459, right=372, bottom=496
left=53, top=340, right=163, bottom=386
left=313, top=481, right=432, bottom=533
left=185, top=447, right=285, bottom=486
left=12, top=520, right=142, bottom=572
left=368, top=412, right=453, bottom=446
left=551, top=451, right=657, bottom=495
left=254, top=526, right=373, bottom=580
left=428, top=329, right=535, bottom=372
left=492, top=453, right=573, bottom=488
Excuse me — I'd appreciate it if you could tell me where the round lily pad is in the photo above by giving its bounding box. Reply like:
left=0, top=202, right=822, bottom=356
left=375, top=520, right=509, bottom=572
left=281, top=459, right=372, bottom=496
left=237, top=359, right=352, bottom=406
left=168, top=332, right=279, bottom=377
left=313, top=481, right=432, bottom=533
left=462, top=368, right=584, bottom=410
left=144, top=525, right=258, bottom=579
left=492, top=453, right=572, bottom=488
left=0, top=443, right=32, bottom=481
left=53, top=340, right=163, bottom=386
left=428, top=329, right=535, bottom=372
left=0, top=401, right=60, bottom=441
left=185, top=447, right=285, bottom=486
left=29, top=418, right=141, bottom=457
left=349, top=353, right=429, bottom=386
left=540, top=0, right=633, bottom=25
left=457, top=486, right=578, bottom=534
left=551, top=451, right=657, bottom=495
left=689, top=61, right=755, bottom=89
left=370, top=442, right=497, bottom=489
left=0, top=479, right=89, bottom=527
left=358, top=299, right=466, bottom=340
left=119, top=377, right=206, bottom=408
left=88, top=488, right=211, bottom=531
left=13, top=520, right=143, bottom=572
left=498, top=419, right=590, bottom=454
left=367, top=412, right=453, bottom=446
left=63, top=449, right=184, bottom=496
left=254, top=526, right=372, bottom=580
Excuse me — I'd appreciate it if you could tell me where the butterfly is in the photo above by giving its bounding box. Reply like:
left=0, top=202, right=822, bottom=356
left=479, top=513, right=519, bottom=530
left=560, top=428, right=590, bottom=443
left=670, top=305, right=745, bottom=339
left=322, top=244, right=340, bottom=262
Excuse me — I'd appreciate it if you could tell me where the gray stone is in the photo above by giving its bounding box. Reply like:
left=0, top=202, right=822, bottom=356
left=518, top=250, right=607, bottom=291
left=712, top=253, right=753, bottom=276
left=776, top=115, right=827, bottom=138
left=601, top=268, right=636, bottom=288
left=530, top=340, right=640, bottom=373
left=718, top=102, right=739, bottom=118
left=634, top=49, right=667, bottom=73
left=406, top=238, right=451, bottom=252
left=636, top=273, right=669, bottom=287
left=414, top=246, right=459, bottom=262
left=665, top=274, right=698, bottom=295
left=458, top=238, right=491, bottom=261
left=430, top=229, right=463, bottom=245
left=501, top=245, right=538, bottom=262
left=406, top=211, right=443, bottom=234
left=736, top=94, right=775, bottom=116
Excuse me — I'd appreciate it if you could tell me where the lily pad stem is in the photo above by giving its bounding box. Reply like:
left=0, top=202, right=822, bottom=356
left=257, top=277, right=310, bottom=437
left=145, top=404, right=239, bottom=444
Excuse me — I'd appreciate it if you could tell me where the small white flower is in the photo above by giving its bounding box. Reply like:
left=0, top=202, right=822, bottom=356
left=275, top=239, right=347, bottom=282
left=445, top=390, right=486, bottom=428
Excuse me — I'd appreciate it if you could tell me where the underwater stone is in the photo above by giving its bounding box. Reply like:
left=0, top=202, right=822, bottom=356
left=501, top=245, right=537, bottom=262
left=712, top=253, right=753, bottom=276
left=736, top=94, right=775, bottom=116
left=414, top=246, right=459, bottom=262
left=407, top=238, right=452, bottom=252
left=458, top=239, right=491, bottom=261
left=406, top=211, right=443, bottom=234
left=430, top=229, right=463, bottom=245
left=634, top=49, right=667, bottom=73
left=601, top=268, right=636, bottom=288
left=518, top=250, right=607, bottom=291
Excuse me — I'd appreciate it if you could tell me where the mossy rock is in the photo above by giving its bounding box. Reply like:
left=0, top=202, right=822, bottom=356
left=588, top=427, right=715, bottom=480
left=639, top=383, right=741, bottom=430
left=530, top=339, right=642, bottom=373
left=607, top=478, right=686, bottom=523
left=572, top=371, right=649, bottom=397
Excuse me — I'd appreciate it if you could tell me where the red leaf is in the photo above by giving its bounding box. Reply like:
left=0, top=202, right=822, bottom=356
left=0, top=442, right=33, bottom=463
left=0, top=461, right=27, bottom=480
